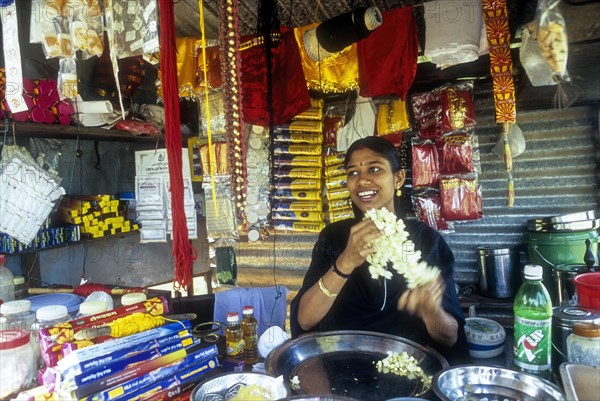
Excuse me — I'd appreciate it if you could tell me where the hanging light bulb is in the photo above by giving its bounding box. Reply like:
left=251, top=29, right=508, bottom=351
left=303, top=6, right=383, bottom=62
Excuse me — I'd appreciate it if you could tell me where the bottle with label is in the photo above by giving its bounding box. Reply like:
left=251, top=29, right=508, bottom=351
left=513, top=264, right=553, bottom=380
left=242, top=305, right=260, bottom=365
left=225, top=312, right=244, bottom=362
left=566, top=322, right=600, bottom=366
left=0, top=255, right=15, bottom=304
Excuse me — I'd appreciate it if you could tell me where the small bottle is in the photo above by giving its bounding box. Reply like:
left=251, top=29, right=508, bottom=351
left=0, top=255, right=15, bottom=304
left=31, top=305, right=70, bottom=368
left=567, top=322, right=600, bottom=366
left=513, top=264, right=553, bottom=380
left=12, top=276, right=28, bottom=300
left=242, top=305, right=259, bottom=365
left=225, top=312, right=244, bottom=362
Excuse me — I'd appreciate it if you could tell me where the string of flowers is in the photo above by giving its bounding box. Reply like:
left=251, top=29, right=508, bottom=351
left=364, top=207, right=440, bottom=288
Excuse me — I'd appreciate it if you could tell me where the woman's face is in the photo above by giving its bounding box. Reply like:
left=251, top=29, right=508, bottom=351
left=346, top=147, right=405, bottom=214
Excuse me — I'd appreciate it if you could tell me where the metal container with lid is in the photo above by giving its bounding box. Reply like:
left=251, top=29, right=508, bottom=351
left=552, top=263, right=587, bottom=306
left=477, top=247, right=520, bottom=298
left=552, top=306, right=600, bottom=376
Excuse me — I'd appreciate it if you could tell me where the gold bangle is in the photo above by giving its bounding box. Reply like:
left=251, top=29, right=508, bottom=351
left=318, top=277, right=338, bottom=298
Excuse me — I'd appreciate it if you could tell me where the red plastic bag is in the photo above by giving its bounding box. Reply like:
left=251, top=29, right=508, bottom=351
left=412, top=188, right=451, bottom=231
left=440, top=175, right=481, bottom=221
left=412, top=139, right=439, bottom=188
left=438, top=131, right=474, bottom=174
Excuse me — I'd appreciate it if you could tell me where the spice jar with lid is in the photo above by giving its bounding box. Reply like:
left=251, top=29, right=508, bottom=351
left=0, top=300, right=36, bottom=332
left=12, top=276, right=27, bottom=300
left=567, top=322, right=600, bottom=366
left=31, top=305, right=70, bottom=368
left=0, top=330, right=35, bottom=399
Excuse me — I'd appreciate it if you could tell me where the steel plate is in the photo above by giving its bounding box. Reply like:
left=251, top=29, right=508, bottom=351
left=433, top=365, right=566, bottom=401
left=191, top=372, right=290, bottom=401
left=264, top=330, right=448, bottom=401
left=539, top=210, right=598, bottom=224
left=527, top=217, right=600, bottom=232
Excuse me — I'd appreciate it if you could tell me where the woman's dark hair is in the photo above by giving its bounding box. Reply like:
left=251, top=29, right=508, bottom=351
left=343, top=136, right=405, bottom=219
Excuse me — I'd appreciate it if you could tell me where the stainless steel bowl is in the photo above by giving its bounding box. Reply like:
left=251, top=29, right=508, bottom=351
left=191, top=372, right=290, bottom=401
left=265, top=330, right=448, bottom=401
left=433, top=365, right=566, bottom=401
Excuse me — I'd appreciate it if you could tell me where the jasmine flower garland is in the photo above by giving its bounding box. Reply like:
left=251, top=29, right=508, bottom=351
left=364, top=207, right=440, bottom=288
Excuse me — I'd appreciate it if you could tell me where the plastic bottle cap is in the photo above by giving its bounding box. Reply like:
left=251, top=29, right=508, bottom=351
left=248, top=229, right=260, bottom=242
left=524, top=264, right=543, bottom=280
left=36, top=305, right=68, bottom=322
left=121, top=292, right=147, bottom=306
left=0, top=330, right=30, bottom=350
left=246, top=211, right=259, bottom=224
left=12, top=276, right=25, bottom=286
left=227, top=312, right=240, bottom=322
left=78, top=301, right=108, bottom=316
left=249, top=137, right=263, bottom=150
left=0, top=300, right=32, bottom=315
left=572, top=322, right=600, bottom=338
left=252, top=125, right=265, bottom=134
left=242, top=305, right=254, bottom=314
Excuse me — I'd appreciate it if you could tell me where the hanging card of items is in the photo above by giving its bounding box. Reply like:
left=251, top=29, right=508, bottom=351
left=245, top=125, right=271, bottom=242
left=272, top=99, right=326, bottom=234
left=410, top=82, right=482, bottom=231
left=0, top=146, right=66, bottom=244
left=110, top=0, right=159, bottom=59
left=135, top=149, right=196, bottom=243
left=324, top=152, right=354, bottom=224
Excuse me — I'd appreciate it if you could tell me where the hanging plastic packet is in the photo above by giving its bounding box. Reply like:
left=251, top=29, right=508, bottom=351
left=111, top=0, right=159, bottom=58
left=492, top=122, right=526, bottom=159
left=439, top=82, right=476, bottom=132
left=70, top=0, right=103, bottom=59
left=412, top=188, right=452, bottom=232
left=203, top=179, right=239, bottom=241
left=40, top=1, right=72, bottom=59
left=412, top=138, right=439, bottom=188
left=323, top=115, right=344, bottom=149
left=376, top=98, right=410, bottom=136
left=437, top=130, right=475, bottom=174
left=214, top=240, right=237, bottom=286
left=199, top=90, right=227, bottom=136
left=57, top=58, right=78, bottom=100
left=411, top=91, right=442, bottom=140
left=439, top=174, right=482, bottom=221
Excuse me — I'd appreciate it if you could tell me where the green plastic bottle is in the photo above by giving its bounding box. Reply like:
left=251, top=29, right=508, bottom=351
left=513, top=264, right=552, bottom=380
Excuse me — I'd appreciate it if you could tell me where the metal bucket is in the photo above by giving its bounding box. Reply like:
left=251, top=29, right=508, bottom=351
left=552, top=264, right=586, bottom=306
left=478, top=247, right=519, bottom=298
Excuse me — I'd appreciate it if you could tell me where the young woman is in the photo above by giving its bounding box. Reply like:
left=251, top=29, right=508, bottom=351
left=290, top=136, right=470, bottom=365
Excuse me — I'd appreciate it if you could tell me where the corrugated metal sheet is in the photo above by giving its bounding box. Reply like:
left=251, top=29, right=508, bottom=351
left=235, top=102, right=599, bottom=294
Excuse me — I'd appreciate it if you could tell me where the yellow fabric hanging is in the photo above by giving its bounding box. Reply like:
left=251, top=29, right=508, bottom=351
left=293, top=23, right=359, bottom=93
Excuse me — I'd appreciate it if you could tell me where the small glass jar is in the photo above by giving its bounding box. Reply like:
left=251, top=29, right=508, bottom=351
left=0, top=300, right=36, bottom=332
left=0, top=330, right=35, bottom=399
left=31, top=305, right=70, bottom=368
left=12, top=276, right=27, bottom=300
left=567, top=322, right=600, bottom=366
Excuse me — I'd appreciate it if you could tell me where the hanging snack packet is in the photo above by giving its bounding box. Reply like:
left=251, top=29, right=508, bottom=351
left=70, top=0, right=104, bottom=58
left=323, top=115, right=345, bottom=149
left=57, top=58, right=78, bottom=100
left=111, top=0, right=160, bottom=58
left=215, top=241, right=237, bottom=286
left=412, top=138, right=439, bottom=188
left=412, top=188, right=451, bottom=231
left=440, top=82, right=476, bottom=132
left=439, top=175, right=481, bottom=221
left=411, top=91, right=442, bottom=140
left=438, top=131, right=474, bottom=174
left=376, top=98, right=410, bottom=136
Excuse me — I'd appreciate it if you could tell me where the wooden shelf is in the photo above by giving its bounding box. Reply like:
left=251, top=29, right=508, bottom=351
left=1, top=121, right=165, bottom=143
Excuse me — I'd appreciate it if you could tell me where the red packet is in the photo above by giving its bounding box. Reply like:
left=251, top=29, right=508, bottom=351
left=411, top=91, right=442, bottom=140
left=440, top=82, right=476, bottom=131
left=412, top=138, right=439, bottom=188
left=440, top=175, right=481, bottom=221
left=412, top=188, right=450, bottom=231
left=438, top=131, right=474, bottom=174
left=323, top=116, right=344, bottom=148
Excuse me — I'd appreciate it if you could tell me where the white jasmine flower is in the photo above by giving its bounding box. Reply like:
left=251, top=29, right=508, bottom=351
left=364, top=207, right=440, bottom=289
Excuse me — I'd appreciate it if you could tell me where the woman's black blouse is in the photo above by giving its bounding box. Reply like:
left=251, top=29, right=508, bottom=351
left=290, top=218, right=471, bottom=365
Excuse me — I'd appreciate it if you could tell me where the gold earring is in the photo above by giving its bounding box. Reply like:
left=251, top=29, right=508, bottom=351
left=396, top=188, right=402, bottom=197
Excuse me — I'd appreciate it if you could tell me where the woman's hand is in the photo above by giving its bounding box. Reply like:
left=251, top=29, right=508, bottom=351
left=397, top=278, right=445, bottom=319
left=397, top=278, right=458, bottom=348
left=335, top=219, right=384, bottom=274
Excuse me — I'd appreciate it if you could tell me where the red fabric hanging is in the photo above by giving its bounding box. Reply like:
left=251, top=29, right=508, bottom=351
left=357, top=7, right=418, bottom=99
left=158, top=0, right=196, bottom=291
left=240, top=27, right=311, bottom=125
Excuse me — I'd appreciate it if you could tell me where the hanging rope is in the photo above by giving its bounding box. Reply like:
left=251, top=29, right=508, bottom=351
left=158, top=0, right=196, bottom=291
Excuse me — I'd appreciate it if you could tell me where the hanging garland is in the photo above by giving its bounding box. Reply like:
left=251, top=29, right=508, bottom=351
left=158, top=0, right=196, bottom=291
left=219, top=0, right=246, bottom=215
